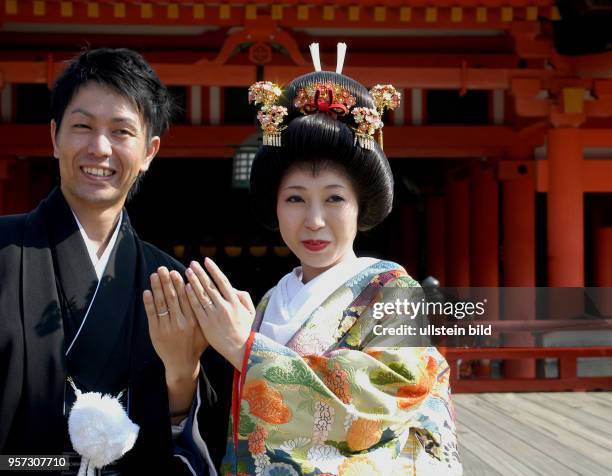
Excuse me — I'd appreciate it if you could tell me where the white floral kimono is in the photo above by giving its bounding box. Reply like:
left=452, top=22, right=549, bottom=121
left=220, top=259, right=462, bottom=475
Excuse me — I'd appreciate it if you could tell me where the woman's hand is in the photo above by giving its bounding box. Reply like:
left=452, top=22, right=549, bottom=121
left=143, top=267, right=209, bottom=422
left=184, top=258, right=256, bottom=370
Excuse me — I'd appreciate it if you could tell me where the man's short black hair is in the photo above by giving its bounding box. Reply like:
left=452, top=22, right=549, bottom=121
left=51, top=47, right=173, bottom=139
left=250, top=71, right=394, bottom=232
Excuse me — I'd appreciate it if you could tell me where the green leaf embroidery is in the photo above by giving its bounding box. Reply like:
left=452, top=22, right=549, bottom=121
left=388, top=361, right=415, bottom=382
left=264, top=359, right=330, bottom=397
left=369, top=368, right=406, bottom=385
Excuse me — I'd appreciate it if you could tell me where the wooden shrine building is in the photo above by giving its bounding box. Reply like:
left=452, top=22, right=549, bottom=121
left=1, top=0, right=611, bottom=391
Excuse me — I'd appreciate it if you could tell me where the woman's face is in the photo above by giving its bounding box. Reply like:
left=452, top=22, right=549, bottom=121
left=277, top=165, right=359, bottom=283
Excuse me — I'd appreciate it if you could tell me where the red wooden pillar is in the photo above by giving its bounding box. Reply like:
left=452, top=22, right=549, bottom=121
left=547, top=128, right=584, bottom=286
left=469, top=161, right=499, bottom=377
left=445, top=175, right=470, bottom=286
left=503, top=170, right=536, bottom=378
left=425, top=195, right=445, bottom=285
left=593, top=207, right=612, bottom=317
left=469, top=161, right=499, bottom=287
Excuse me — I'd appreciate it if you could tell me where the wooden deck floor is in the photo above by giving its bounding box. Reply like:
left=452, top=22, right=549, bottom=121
left=454, top=392, right=612, bottom=475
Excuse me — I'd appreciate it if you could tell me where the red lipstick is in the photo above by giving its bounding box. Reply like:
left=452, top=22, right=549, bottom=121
left=301, top=240, right=330, bottom=252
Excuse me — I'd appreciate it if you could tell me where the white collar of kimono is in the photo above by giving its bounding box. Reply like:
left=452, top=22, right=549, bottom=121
left=71, top=209, right=123, bottom=280
left=260, top=255, right=380, bottom=345
left=65, top=209, right=122, bottom=356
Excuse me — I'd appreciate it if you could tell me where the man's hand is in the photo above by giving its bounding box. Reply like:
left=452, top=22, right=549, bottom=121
left=143, top=267, right=208, bottom=423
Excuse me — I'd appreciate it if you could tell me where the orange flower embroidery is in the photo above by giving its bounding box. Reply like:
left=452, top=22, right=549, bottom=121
left=346, top=418, right=383, bottom=451
left=338, top=454, right=380, bottom=476
left=324, top=363, right=352, bottom=404
left=397, top=356, right=437, bottom=409
left=248, top=425, right=268, bottom=455
left=304, top=355, right=329, bottom=373
left=242, top=379, right=292, bottom=424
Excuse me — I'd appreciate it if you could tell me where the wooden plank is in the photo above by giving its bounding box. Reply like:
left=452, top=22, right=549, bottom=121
left=459, top=446, right=504, bottom=476
left=521, top=393, right=612, bottom=439
left=454, top=409, right=537, bottom=476
left=456, top=394, right=609, bottom=475
left=478, top=393, right=612, bottom=454
left=472, top=394, right=612, bottom=472
left=542, top=392, right=612, bottom=423
left=584, top=392, right=612, bottom=406
left=454, top=397, right=578, bottom=475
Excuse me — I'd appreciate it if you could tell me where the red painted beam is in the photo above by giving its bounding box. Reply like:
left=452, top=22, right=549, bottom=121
left=0, top=124, right=543, bottom=158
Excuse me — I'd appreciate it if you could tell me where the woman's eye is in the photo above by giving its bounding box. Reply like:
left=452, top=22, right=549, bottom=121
left=328, top=194, right=345, bottom=203
left=286, top=195, right=304, bottom=203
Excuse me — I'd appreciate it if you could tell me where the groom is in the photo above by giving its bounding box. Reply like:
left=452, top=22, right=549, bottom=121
left=0, top=48, right=231, bottom=475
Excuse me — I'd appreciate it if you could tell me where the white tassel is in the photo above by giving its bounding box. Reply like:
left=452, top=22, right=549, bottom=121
left=309, top=43, right=322, bottom=72
left=68, top=380, right=139, bottom=475
left=336, top=42, right=347, bottom=74
left=77, top=457, right=88, bottom=476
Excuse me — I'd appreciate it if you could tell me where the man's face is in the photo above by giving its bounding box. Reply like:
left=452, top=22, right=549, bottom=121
left=50, top=82, right=160, bottom=211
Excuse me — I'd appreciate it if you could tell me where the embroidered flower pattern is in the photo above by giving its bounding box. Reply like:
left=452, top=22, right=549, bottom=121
left=243, top=379, right=292, bottom=424
left=279, top=437, right=311, bottom=453
left=307, top=444, right=343, bottom=474
left=312, top=400, right=335, bottom=443
left=262, top=463, right=299, bottom=476
left=324, top=363, right=352, bottom=404
left=248, top=425, right=268, bottom=455
left=253, top=452, right=271, bottom=476
left=346, top=417, right=383, bottom=451
left=338, top=455, right=381, bottom=476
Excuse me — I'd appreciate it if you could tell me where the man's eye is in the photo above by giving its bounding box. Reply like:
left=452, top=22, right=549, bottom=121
left=116, top=129, right=133, bottom=136
left=73, top=124, right=90, bottom=129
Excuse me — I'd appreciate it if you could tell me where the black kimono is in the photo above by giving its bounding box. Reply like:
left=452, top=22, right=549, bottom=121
left=0, top=188, right=232, bottom=475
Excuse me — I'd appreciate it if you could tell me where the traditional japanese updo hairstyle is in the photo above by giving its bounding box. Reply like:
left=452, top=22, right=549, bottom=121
left=249, top=69, right=395, bottom=232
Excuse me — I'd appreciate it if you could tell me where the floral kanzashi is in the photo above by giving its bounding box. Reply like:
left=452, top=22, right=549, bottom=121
left=243, top=379, right=292, bottom=424
left=351, top=107, right=383, bottom=150
left=370, top=84, right=401, bottom=115
left=248, top=81, right=287, bottom=147
left=249, top=81, right=282, bottom=106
